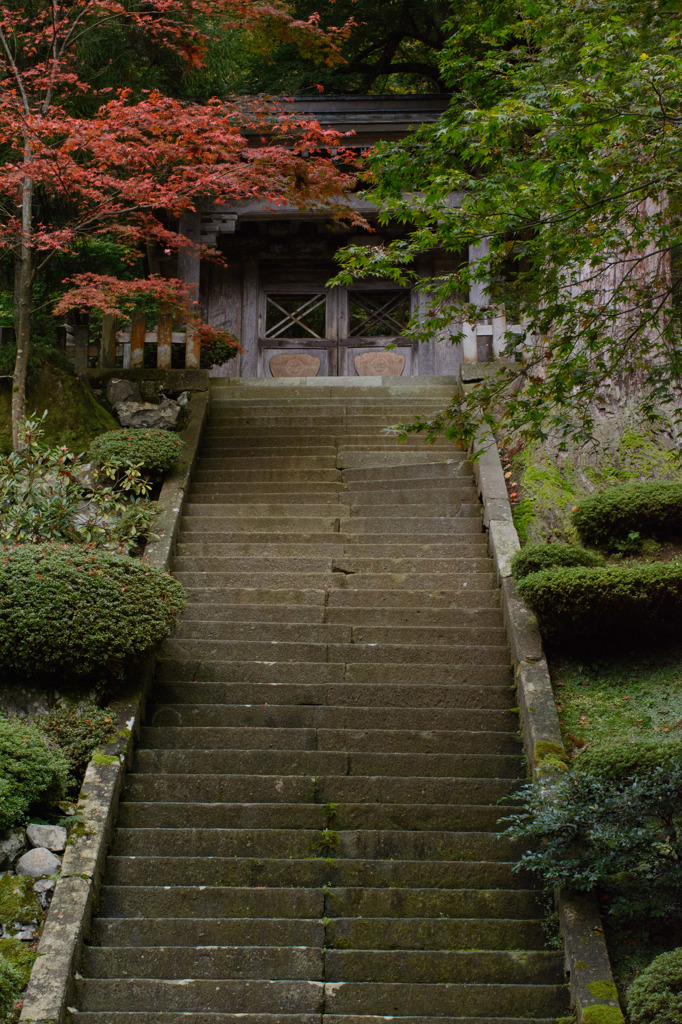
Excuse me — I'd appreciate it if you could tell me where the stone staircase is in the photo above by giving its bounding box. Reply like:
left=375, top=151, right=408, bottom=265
left=74, top=378, right=570, bottom=1024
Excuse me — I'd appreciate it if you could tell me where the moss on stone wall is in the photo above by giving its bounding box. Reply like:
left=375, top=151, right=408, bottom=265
left=0, top=363, right=116, bottom=455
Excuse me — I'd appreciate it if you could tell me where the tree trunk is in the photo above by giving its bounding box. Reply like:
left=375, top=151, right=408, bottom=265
left=12, top=170, right=33, bottom=450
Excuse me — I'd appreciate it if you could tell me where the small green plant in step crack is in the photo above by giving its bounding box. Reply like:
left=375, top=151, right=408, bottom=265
left=311, top=828, right=339, bottom=856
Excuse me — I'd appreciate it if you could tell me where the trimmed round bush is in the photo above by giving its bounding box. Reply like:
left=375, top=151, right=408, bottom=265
left=511, top=543, right=603, bottom=580
left=572, top=482, right=682, bottom=550
left=0, top=544, right=185, bottom=677
left=627, top=947, right=682, bottom=1024
left=516, top=561, right=682, bottom=640
left=89, top=429, right=183, bottom=473
left=0, top=717, right=68, bottom=833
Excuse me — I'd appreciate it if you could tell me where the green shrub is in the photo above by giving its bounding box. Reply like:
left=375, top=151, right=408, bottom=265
left=0, top=938, right=36, bottom=1018
left=0, top=414, right=155, bottom=551
left=516, top=562, right=682, bottom=640
left=511, top=543, right=603, bottom=580
left=0, top=718, right=68, bottom=833
left=503, top=755, right=682, bottom=918
left=627, top=947, right=682, bottom=1023
left=89, top=428, right=183, bottom=474
left=41, top=701, right=116, bottom=785
left=577, top=736, right=682, bottom=782
left=572, top=482, right=682, bottom=551
left=0, top=544, right=185, bottom=678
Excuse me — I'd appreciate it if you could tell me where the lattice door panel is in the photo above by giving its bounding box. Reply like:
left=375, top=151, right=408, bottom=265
left=264, top=293, right=327, bottom=340
left=348, top=290, right=410, bottom=337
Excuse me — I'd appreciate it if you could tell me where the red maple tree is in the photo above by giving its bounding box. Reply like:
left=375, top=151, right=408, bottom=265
left=0, top=1, right=358, bottom=447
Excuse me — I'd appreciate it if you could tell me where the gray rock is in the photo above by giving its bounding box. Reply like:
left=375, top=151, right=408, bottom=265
left=14, top=925, right=37, bottom=941
left=115, top=397, right=182, bottom=430
left=0, top=830, right=25, bottom=869
left=16, top=847, right=60, bottom=878
left=139, top=380, right=163, bottom=403
left=106, top=378, right=141, bottom=407
left=177, top=390, right=190, bottom=406
left=33, top=878, right=56, bottom=910
left=26, top=824, right=67, bottom=853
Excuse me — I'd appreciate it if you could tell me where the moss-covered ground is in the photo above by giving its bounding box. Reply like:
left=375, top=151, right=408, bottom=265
left=0, top=362, right=116, bottom=455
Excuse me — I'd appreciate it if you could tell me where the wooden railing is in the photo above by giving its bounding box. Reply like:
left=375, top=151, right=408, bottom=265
left=68, top=313, right=200, bottom=372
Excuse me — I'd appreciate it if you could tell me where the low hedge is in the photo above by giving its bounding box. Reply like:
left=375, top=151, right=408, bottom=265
left=89, top=428, right=183, bottom=473
left=0, top=717, right=68, bottom=833
left=572, top=482, right=682, bottom=550
left=627, top=947, right=682, bottom=1024
left=516, top=561, right=682, bottom=640
left=0, top=544, right=185, bottom=678
left=511, top=543, right=603, bottom=580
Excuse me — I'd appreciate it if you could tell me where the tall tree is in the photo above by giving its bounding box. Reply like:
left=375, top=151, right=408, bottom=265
left=336, top=0, right=682, bottom=446
left=0, top=0, right=357, bottom=448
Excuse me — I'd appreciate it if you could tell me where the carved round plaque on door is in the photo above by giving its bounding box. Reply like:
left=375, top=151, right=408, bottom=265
left=269, top=353, right=321, bottom=378
left=354, top=351, right=405, bottom=377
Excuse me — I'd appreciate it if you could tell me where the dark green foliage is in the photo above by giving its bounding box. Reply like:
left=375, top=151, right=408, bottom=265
left=41, top=701, right=116, bottom=786
left=511, top=543, right=603, bottom=580
left=0, top=954, right=23, bottom=1018
left=516, top=563, right=682, bottom=641
left=89, top=429, right=183, bottom=474
left=627, top=947, right=682, bottom=1024
left=503, top=749, right=682, bottom=918
left=0, top=544, right=185, bottom=679
left=0, top=718, right=68, bottom=833
left=572, top=483, right=682, bottom=552
left=200, top=336, right=240, bottom=370
left=0, top=938, right=36, bottom=1018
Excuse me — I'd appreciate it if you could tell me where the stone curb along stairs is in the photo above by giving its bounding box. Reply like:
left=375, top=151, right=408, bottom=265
left=472, top=429, right=625, bottom=1024
left=19, top=391, right=209, bottom=1024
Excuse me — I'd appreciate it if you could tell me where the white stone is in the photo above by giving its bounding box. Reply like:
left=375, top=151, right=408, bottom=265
left=26, top=823, right=67, bottom=852
left=16, top=847, right=61, bottom=878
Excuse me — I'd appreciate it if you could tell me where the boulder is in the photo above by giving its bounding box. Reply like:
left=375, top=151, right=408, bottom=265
left=115, top=397, right=182, bottom=430
left=0, top=831, right=25, bottom=870
left=105, top=378, right=141, bottom=407
left=16, top=848, right=61, bottom=878
left=26, top=823, right=67, bottom=853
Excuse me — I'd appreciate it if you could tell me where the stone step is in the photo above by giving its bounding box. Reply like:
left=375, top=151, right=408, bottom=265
left=145, top=705, right=514, bottom=732
left=89, top=916, right=545, bottom=952
left=188, top=484, right=476, bottom=501
left=97, top=878, right=536, bottom=921
left=72, top=1015, right=562, bottom=1024
left=123, top=774, right=520, bottom=806
left=116, top=802, right=510, bottom=832
left=175, top=540, right=489, bottom=560
left=175, top=602, right=503, bottom=627
left=133, top=749, right=521, bottom=779
left=104, top=856, right=532, bottom=891
left=171, top=586, right=499, bottom=609
left=179, top=518, right=484, bottom=536
left=110, top=829, right=523, bottom=860
left=152, top=674, right=513, bottom=702
left=190, top=469, right=343, bottom=482
left=137, top=725, right=518, bottom=756
left=77, top=978, right=567, bottom=1016
left=81, top=946, right=563, bottom=985
left=160, top=639, right=509, bottom=667
left=184, top=503, right=481, bottom=518
left=188, top=480, right=346, bottom=493
left=170, top=621, right=507, bottom=648
left=169, top=573, right=491, bottom=598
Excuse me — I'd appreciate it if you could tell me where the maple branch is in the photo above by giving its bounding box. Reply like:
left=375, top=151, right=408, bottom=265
left=0, top=24, right=30, bottom=115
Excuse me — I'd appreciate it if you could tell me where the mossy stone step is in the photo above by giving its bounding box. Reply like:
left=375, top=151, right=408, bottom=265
left=123, top=773, right=520, bottom=806
left=90, top=918, right=324, bottom=948
left=74, top=1015, right=561, bottom=1024
left=115, top=801, right=511, bottom=832
left=137, top=725, right=519, bottom=756
left=144, top=704, right=515, bottom=732
left=82, top=946, right=324, bottom=980
left=77, top=978, right=325, bottom=1014
left=104, top=857, right=534, bottom=892
left=110, top=829, right=524, bottom=860
left=169, top=621, right=506, bottom=648
left=323, top=981, right=569, bottom=1017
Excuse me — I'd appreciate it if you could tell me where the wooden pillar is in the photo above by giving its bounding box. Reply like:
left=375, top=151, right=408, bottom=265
left=130, top=310, right=145, bottom=369
left=73, top=325, right=89, bottom=374
left=240, top=261, right=259, bottom=377
left=100, top=314, right=117, bottom=368
left=178, top=210, right=202, bottom=369
left=157, top=313, right=173, bottom=369
left=185, top=324, right=200, bottom=368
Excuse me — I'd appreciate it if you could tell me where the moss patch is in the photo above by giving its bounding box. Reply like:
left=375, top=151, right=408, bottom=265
left=588, top=980, right=619, bottom=1000
left=581, top=1007, right=624, bottom=1024
left=0, top=877, right=40, bottom=928
left=0, top=937, right=36, bottom=989
left=0, top=363, right=116, bottom=455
